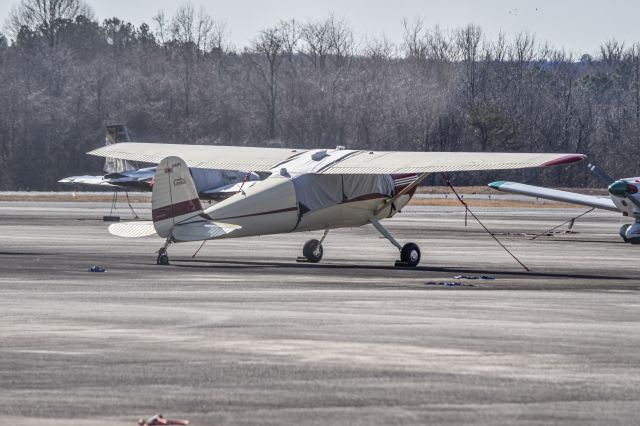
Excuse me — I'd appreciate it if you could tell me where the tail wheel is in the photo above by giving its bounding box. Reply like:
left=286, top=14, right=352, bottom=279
left=400, top=243, right=421, bottom=267
left=303, top=239, right=323, bottom=263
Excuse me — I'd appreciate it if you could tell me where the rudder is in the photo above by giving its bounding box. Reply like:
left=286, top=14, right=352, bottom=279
left=152, top=156, right=203, bottom=238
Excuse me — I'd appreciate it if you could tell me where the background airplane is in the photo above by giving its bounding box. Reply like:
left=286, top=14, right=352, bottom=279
left=489, top=164, right=640, bottom=243
left=86, top=141, right=585, bottom=266
left=59, top=124, right=261, bottom=201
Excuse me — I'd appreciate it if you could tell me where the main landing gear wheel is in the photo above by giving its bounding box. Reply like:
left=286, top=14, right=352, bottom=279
left=157, top=248, right=170, bottom=265
left=619, top=224, right=631, bottom=242
left=303, top=239, right=323, bottom=263
left=400, top=242, right=421, bottom=267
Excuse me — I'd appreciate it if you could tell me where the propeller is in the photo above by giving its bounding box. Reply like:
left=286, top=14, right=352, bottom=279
left=587, top=162, right=615, bottom=185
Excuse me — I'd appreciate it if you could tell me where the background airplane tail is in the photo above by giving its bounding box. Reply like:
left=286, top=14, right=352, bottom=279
left=152, top=156, right=204, bottom=238
left=103, top=124, right=137, bottom=173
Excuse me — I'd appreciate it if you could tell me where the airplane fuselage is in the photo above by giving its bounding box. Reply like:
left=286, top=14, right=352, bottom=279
left=202, top=173, right=415, bottom=240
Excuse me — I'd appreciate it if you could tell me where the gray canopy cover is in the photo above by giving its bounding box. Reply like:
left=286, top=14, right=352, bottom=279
left=293, top=174, right=394, bottom=214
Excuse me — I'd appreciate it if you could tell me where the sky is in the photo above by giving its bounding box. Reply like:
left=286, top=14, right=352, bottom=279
left=2, top=0, right=639, bottom=55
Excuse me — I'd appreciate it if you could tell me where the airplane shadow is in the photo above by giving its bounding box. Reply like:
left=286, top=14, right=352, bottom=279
left=529, top=238, right=626, bottom=245
left=0, top=251, right=53, bottom=256
left=170, top=258, right=632, bottom=281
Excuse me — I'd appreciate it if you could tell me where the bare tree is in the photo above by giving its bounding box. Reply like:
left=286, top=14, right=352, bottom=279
left=402, top=17, right=427, bottom=60
left=154, top=3, right=223, bottom=118
left=152, top=11, right=169, bottom=45
left=365, top=34, right=395, bottom=61
left=456, top=24, right=482, bottom=105
left=325, top=14, right=353, bottom=67
left=209, top=19, right=228, bottom=56
left=6, top=0, right=93, bottom=47
left=510, top=31, right=537, bottom=92
left=301, top=19, right=330, bottom=70
left=249, top=26, right=284, bottom=139
left=278, top=19, right=299, bottom=62
left=154, top=3, right=225, bottom=53
left=171, top=2, right=214, bottom=52
left=600, top=39, right=624, bottom=66
left=426, top=25, right=456, bottom=62
left=487, top=31, right=507, bottom=62
left=511, top=31, right=537, bottom=64
left=625, top=43, right=640, bottom=132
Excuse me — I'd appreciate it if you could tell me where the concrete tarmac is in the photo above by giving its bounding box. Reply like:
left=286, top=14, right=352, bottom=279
left=0, top=200, right=639, bottom=425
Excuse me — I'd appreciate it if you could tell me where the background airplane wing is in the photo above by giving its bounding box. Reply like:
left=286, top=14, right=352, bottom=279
left=488, top=181, right=619, bottom=211
left=89, top=142, right=306, bottom=172
left=317, top=152, right=585, bottom=174
left=58, top=175, right=117, bottom=187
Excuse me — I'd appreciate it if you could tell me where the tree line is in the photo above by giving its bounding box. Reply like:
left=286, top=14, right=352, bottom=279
left=0, top=0, right=638, bottom=190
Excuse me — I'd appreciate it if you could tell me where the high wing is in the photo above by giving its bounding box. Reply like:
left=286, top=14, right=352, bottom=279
left=489, top=181, right=619, bottom=212
left=315, top=152, right=584, bottom=174
left=88, top=142, right=585, bottom=174
left=89, top=143, right=304, bottom=172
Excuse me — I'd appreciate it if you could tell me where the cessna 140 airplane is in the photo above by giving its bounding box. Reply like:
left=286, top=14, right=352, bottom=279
left=489, top=167, right=640, bottom=244
left=84, top=142, right=585, bottom=266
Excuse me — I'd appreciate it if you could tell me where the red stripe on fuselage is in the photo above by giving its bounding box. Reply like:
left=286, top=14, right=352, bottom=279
left=212, top=206, right=299, bottom=221
left=152, top=198, right=203, bottom=222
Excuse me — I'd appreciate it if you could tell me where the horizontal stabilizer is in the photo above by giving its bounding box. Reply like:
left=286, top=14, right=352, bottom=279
left=109, top=221, right=157, bottom=238
left=488, top=181, right=619, bottom=212
left=172, top=221, right=241, bottom=242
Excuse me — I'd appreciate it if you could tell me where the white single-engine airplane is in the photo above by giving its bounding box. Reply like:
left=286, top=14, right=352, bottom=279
left=489, top=173, right=640, bottom=244
left=86, top=142, right=585, bottom=266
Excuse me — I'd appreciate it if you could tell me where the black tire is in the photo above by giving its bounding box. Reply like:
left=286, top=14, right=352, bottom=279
left=620, top=224, right=631, bottom=242
left=628, top=237, right=640, bottom=245
left=303, top=239, right=323, bottom=263
left=157, top=254, right=170, bottom=265
left=400, top=242, right=421, bottom=267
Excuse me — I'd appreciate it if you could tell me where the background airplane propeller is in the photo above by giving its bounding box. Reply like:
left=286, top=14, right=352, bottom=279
left=587, top=162, right=615, bottom=185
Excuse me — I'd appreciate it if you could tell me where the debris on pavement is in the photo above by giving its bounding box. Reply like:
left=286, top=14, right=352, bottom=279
left=454, top=275, right=495, bottom=280
left=138, top=414, right=190, bottom=425
left=424, top=281, right=473, bottom=287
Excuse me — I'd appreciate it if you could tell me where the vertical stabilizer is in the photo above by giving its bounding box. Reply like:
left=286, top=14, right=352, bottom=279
left=152, top=156, right=204, bottom=238
left=103, top=124, right=137, bottom=173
